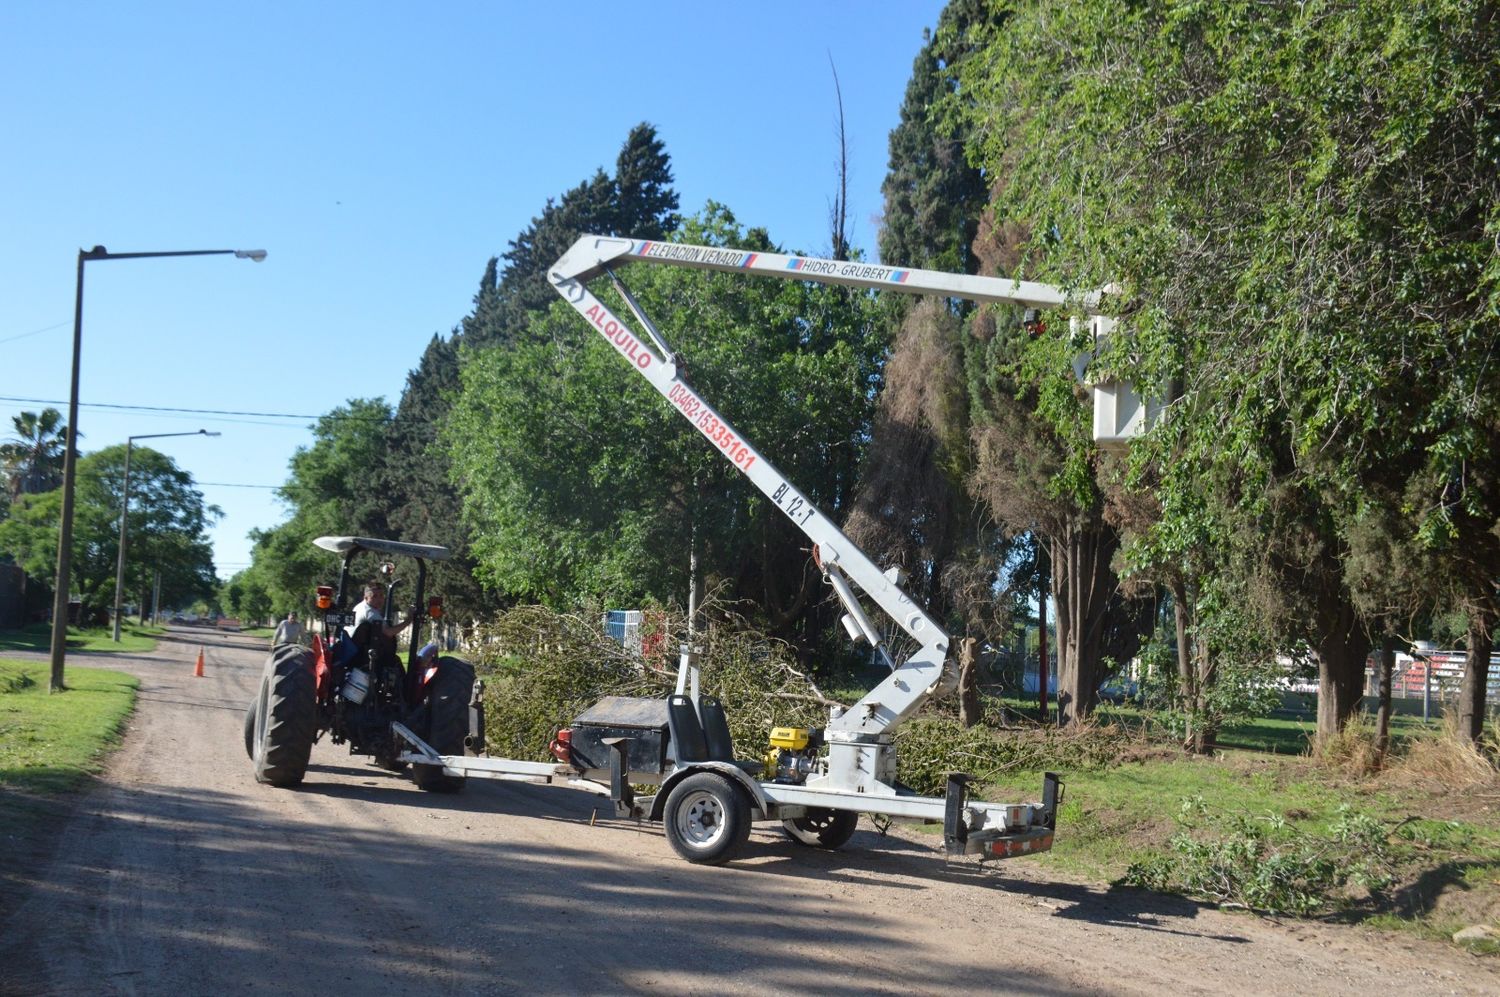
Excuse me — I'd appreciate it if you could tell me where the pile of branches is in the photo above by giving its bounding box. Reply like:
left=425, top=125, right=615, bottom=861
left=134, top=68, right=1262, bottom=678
left=469, top=603, right=1136, bottom=796
left=468, top=603, right=836, bottom=762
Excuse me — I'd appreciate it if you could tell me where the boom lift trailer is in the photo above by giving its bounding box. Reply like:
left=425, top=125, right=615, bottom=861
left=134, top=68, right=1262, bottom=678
left=396, top=235, right=1107, bottom=865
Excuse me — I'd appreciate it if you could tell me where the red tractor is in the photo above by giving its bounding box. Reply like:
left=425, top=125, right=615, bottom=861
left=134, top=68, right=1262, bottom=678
left=244, top=536, right=480, bottom=792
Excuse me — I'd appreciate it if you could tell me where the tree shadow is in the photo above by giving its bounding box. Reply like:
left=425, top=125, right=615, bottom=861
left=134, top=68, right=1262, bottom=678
left=1, top=781, right=1090, bottom=996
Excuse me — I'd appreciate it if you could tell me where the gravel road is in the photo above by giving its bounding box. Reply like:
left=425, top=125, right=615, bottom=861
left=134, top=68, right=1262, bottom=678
left=2, top=627, right=1496, bottom=995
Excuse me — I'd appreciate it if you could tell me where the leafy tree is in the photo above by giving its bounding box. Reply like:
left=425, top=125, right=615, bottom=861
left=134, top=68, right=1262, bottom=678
left=368, top=123, right=682, bottom=626
left=221, top=567, right=273, bottom=624
left=955, top=0, right=1500, bottom=741
left=1, top=408, right=68, bottom=499
left=447, top=206, right=887, bottom=646
left=0, top=446, right=218, bottom=621
left=247, top=399, right=394, bottom=610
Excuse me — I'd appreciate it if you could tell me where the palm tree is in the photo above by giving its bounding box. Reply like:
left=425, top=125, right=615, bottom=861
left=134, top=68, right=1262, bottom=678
left=0, top=408, right=70, bottom=498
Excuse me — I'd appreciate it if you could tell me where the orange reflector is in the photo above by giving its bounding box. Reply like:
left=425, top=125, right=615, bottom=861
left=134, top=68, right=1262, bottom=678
left=988, top=832, right=1054, bottom=858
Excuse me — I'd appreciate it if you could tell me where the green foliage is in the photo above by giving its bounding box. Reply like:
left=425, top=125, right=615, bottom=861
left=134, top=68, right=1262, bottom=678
left=0, top=446, right=218, bottom=618
left=220, top=568, right=273, bottom=624
left=245, top=399, right=393, bottom=613
left=954, top=0, right=1500, bottom=734
left=0, top=408, right=67, bottom=499
left=878, top=0, right=993, bottom=276
left=448, top=206, right=887, bottom=629
left=1123, top=797, right=1397, bottom=915
left=895, top=714, right=1128, bottom=797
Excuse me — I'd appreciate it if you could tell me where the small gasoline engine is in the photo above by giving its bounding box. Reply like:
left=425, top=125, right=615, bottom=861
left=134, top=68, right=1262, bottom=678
left=764, top=726, right=824, bottom=785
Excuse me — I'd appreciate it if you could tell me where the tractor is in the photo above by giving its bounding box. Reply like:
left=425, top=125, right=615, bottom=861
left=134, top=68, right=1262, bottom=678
left=244, top=536, right=480, bottom=792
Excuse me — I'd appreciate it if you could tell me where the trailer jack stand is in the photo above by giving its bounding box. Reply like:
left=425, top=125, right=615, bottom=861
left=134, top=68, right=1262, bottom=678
left=943, top=773, right=972, bottom=857
left=604, top=737, right=636, bottom=818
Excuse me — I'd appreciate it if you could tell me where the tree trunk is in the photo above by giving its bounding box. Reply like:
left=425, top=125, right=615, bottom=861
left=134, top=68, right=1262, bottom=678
left=687, top=511, right=704, bottom=637
left=1169, top=579, right=1205, bottom=751
left=1458, top=615, right=1493, bottom=743
left=958, top=636, right=982, bottom=728
left=1375, top=632, right=1395, bottom=764
left=1038, top=548, right=1049, bottom=722
left=1190, top=634, right=1217, bottom=754
left=1049, top=518, right=1119, bottom=727
left=1314, top=595, right=1372, bottom=744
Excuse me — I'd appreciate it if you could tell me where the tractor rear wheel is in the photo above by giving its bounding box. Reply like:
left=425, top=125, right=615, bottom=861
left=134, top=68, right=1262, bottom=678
left=782, top=808, right=858, bottom=849
left=411, top=656, right=474, bottom=793
left=252, top=645, right=316, bottom=787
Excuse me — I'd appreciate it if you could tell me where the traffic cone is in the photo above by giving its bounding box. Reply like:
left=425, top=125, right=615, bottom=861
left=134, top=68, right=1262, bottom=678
left=194, top=648, right=205, bottom=678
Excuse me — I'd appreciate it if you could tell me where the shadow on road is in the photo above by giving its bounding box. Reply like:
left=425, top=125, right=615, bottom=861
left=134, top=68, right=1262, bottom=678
left=0, top=777, right=1094, bottom=996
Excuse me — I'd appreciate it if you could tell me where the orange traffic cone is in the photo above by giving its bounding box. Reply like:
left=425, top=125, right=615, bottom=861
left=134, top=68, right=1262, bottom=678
left=194, top=648, right=205, bottom=677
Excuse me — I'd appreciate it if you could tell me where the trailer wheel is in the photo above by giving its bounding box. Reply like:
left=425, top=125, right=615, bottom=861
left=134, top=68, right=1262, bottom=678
left=411, top=656, right=474, bottom=793
left=783, top=808, right=858, bottom=849
left=253, top=645, right=316, bottom=787
left=663, top=772, right=752, bottom=865
left=242, top=687, right=260, bottom=759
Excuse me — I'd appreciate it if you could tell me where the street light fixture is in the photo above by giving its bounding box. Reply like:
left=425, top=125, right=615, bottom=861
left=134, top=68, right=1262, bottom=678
left=50, top=246, right=266, bottom=692
left=112, top=429, right=221, bottom=642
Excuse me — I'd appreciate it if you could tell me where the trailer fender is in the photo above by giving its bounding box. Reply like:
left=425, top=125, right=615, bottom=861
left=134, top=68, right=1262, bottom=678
left=650, top=762, right=770, bottom=822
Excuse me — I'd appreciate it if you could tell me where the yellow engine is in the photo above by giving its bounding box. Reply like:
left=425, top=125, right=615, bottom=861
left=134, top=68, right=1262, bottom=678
left=764, top=726, right=823, bottom=784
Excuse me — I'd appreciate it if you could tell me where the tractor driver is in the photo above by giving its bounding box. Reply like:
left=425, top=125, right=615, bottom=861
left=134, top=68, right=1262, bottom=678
left=346, top=582, right=412, bottom=642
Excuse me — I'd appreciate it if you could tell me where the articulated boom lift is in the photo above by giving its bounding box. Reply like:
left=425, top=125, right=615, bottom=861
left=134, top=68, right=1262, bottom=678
left=522, top=235, right=1108, bottom=861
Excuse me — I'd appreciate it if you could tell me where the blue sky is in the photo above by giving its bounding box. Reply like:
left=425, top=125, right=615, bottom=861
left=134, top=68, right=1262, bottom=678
left=1, top=0, right=946, bottom=584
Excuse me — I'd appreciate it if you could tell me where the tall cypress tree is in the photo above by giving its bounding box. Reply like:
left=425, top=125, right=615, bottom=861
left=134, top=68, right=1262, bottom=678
left=877, top=1, right=990, bottom=274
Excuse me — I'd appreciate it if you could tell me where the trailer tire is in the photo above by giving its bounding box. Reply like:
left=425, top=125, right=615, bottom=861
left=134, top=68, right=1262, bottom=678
left=782, top=808, right=858, bottom=849
left=662, top=771, right=752, bottom=865
left=411, top=656, right=474, bottom=793
left=252, top=645, right=316, bottom=787
left=242, top=689, right=260, bottom=759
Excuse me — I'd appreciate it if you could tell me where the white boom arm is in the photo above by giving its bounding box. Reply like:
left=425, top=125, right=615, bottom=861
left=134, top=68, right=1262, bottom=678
left=549, top=235, right=1097, bottom=742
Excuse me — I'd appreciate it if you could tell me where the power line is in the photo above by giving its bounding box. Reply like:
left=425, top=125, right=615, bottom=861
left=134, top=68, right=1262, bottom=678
left=0, top=395, right=413, bottom=427
left=0, top=395, right=318, bottom=420
left=0, top=321, right=69, bottom=346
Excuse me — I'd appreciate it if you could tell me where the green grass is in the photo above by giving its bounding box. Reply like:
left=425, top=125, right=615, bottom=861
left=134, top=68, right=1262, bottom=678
left=239, top=626, right=274, bottom=639
left=0, top=659, right=138, bottom=795
left=973, top=736, right=1500, bottom=940
left=0, top=622, right=162, bottom=655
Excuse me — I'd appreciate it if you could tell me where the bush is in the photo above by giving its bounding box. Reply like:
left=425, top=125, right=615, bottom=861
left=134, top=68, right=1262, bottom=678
left=1122, top=797, right=1396, bottom=915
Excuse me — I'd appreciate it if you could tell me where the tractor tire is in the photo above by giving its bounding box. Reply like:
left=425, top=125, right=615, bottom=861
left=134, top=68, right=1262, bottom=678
left=782, top=808, right=858, bottom=849
left=410, top=656, right=474, bottom=793
left=243, top=688, right=260, bottom=760
left=662, top=771, right=752, bottom=865
left=252, top=645, right=317, bottom=787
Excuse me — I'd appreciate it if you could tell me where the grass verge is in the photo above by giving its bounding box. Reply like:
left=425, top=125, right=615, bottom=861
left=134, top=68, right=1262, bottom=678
left=0, top=659, right=139, bottom=794
left=979, top=740, right=1500, bottom=944
left=0, top=658, right=138, bottom=918
left=0, top=622, right=163, bottom=655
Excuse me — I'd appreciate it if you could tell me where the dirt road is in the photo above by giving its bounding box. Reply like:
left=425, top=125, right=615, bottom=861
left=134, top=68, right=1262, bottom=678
left=2, top=628, right=1496, bottom=995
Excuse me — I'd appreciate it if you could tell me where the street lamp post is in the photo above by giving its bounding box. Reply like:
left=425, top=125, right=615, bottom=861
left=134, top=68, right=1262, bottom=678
left=50, top=246, right=265, bottom=692
left=112, top=429, right=221, bottom=642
